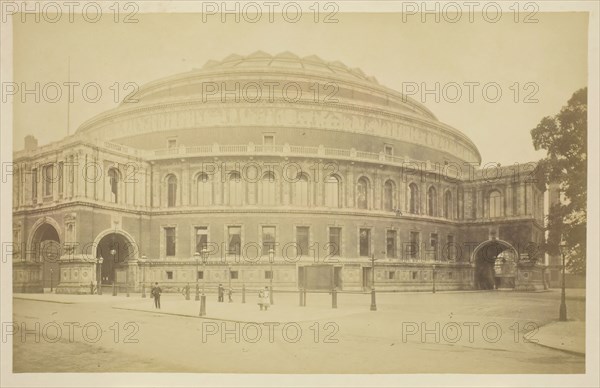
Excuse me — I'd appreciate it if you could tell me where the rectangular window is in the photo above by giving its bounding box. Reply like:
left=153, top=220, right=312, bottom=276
left=409, top=231, right=420, bottom=259
left=412, top=271, right=418, bottom=280
left=44, top=165, right=53, bottom=197
left=197, top=271, right=204, bottom=280
left=57, top=162, right=64, bottom=197
left=388, top=271, right=395, bottom=280
left=359, top=228, right=371, bottom=257
left=430, top=233, right=439, bottom=261
left=447, top=235, right=455, bottom=261
left=512, top=184, right=518, bottom=215
left=195, top=226, right=208, bottom=254
left=384, top=144, right=393, bottom=156
left=329, top=227, right=341, bottom=256
left=265, top=270, right=273, bottom=280
left=230, top=271, right=239, bottom=280
left=262, top=226, right=276, bottom=256
left=165, top=227, right=176, bottom=256
left=227, top=226, right=242, bottom=255
left=386, top=230, right=397, bottom=258
left=448, top=272, right=453, bottom=280
left=166, top=271, right=173, bottom=280
left=168, top=138, right=177, bottom=149
left=263, top=134, right=274, bottom=145
left=32, top=168, right=38, bottom=203
left=296, top=226, right=310, bottom=256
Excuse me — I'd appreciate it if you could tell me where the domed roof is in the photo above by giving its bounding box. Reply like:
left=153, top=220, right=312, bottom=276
left=195, top=51, right=380, bottom=84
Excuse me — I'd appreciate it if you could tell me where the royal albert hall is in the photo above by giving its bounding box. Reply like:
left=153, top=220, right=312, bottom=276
left=12, top=51, right=549, bottom=294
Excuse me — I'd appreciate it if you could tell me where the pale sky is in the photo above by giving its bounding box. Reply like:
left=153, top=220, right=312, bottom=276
left=12, top=11, right=588, bottom=165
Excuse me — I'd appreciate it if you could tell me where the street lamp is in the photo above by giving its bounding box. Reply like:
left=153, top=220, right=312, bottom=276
left=194, top=251, right=200, bottom=301
left=49, top=268, right=53, bottom=292
left=370, top=253, right=377, bottom=311
left=97, top=257, right=103, bottom=295
left=110, top=247, right=117, bottom=296
left=559, top=242, right=567, bottom=321
left=269, top=248, right=274, bottom=305
left=199, top=247, right=208, bottom=316
left=432, top=264, right=436, bottom=294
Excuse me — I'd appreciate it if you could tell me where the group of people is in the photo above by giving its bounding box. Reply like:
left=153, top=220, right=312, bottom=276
left=217, top=284, right=233, bottom=303
left=150, top=283, right=271, bottom=311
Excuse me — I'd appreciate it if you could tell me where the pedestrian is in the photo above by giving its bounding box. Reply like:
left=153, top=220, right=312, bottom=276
left=218, top=283, right=224, bottom=302
left=257, top=288, right=264, bottom=311
left=228, top=286, right=233, bottom=303
left=151, top=282, right=162, bottom=309
left=261, top=286, right=270, bottom=311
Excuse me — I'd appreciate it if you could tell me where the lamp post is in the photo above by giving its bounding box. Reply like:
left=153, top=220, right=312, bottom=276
left=49, top=268, right=53, bottom=292
left=432, top=264, right=436, bottom=294
left=370, top=254, right=377, bottom=311
left=269, top=248, right=274, bottom=305
left=110, top=247, right=117, bottom=296
left=199, top=247, right=207, bottom=317
left=97, top=257, right=103, bottom=295
left=559, top=242, right=567, bottom=321
left=194, top=251, right=200, bottom=301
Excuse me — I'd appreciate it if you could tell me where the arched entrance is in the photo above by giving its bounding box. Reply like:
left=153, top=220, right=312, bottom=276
left=96, top=232, right=136, bottom=284
left=30, top=222, right=61, bottom=288
left=472, top=240, right=518, bottom=290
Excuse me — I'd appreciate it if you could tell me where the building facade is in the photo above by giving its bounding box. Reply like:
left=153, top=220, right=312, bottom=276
left=12, top=52, right=547, bottom=294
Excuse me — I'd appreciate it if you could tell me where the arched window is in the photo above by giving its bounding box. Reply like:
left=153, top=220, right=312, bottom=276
left=383, top=180, right=395, bottom=211
left=443, top=190, right=452, bottom=219
left=357, top=177, right=369, bottom=209
left=489, top=190, right=503, bottom=218
left=228, top=172, right=243, bottom=206
left=293, top=174, right=309, bottom=206
left=408, top=183, right=419, bottom=214
left=325, top=175, right=340, bottom=208
left=427, top=186, right=437, bottom=216
left=166, top=174, right=177, bottom=207
left=108, top=168, right=119, bottom=203
left=261, top=171, right=276, bottom=205
left=197, top=173, right=212, bottom=206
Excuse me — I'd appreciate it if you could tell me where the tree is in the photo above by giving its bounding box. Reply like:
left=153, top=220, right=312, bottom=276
left=531, top=87, right=587, bottom=274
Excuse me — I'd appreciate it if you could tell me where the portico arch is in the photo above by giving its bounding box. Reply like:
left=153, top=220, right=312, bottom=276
left=471, top=239, right=518, bottom=290
left=93, top=229, right=138, bottom=284
left=28, top=217, right=62, bottom=288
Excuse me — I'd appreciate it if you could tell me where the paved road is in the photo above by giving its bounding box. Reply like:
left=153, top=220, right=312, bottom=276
left=11, top=290, right=585, bottom=373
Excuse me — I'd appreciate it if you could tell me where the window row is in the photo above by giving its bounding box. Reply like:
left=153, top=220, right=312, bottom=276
left=162, top=225, right=458, bottom=261
left=159, top=172, right=459, bottom=219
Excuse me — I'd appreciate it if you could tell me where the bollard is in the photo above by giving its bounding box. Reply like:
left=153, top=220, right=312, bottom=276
left=242, top=284, right=246, bottom=303
left=370, top=288, right=377, bottom=311
left=98, top=282, right=103, bottom=295
left=185, top=284, right=190, bottom=300
left=332, top=288, right=337, bottom=309
left=195, top=283, right=200, bottom=301
left=199, top=294, right=206, bottom=317
left=141, top=283, right=146, bottom=298
left=112, top=281, right=117, bottom=296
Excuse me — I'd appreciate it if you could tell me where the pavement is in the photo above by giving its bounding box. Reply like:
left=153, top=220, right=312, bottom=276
left=13, top=288, right=587, bottom=367
left=533, top=320, right=586, bottom=356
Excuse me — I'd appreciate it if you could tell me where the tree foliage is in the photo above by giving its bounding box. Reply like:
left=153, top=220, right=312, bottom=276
left=531, top=87, right=587, bottom=274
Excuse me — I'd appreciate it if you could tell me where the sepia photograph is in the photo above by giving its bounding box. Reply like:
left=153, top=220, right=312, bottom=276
left=0, top=1, right=598, bottom=387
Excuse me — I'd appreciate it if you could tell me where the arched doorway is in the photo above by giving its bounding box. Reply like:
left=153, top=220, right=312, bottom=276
left=96, top=232, right=135, bottom=284
left=472, top=240, right=517, bottom=290
left=31, top=223, right=61, bottom=288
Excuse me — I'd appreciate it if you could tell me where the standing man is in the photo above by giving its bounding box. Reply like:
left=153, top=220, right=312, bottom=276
left=151, top=282, right=162, bottom=309
left=218, top=283, right=224, bottom=302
